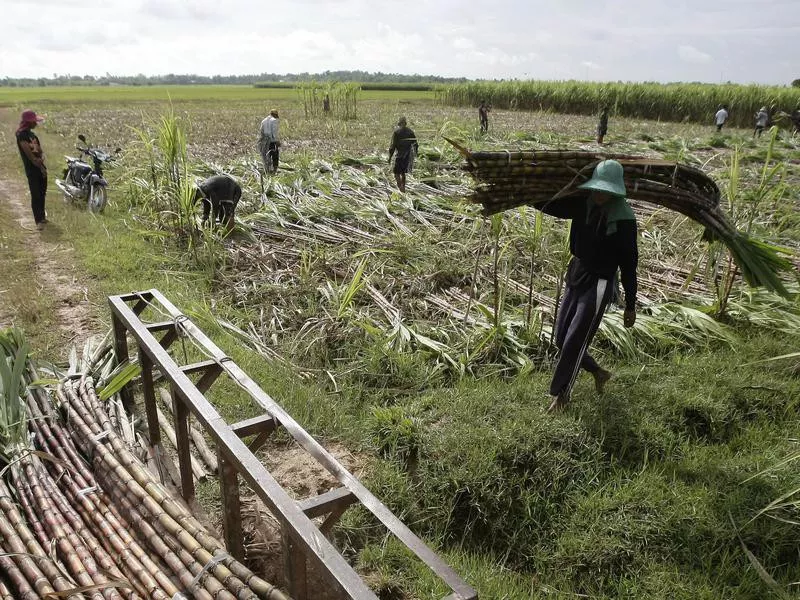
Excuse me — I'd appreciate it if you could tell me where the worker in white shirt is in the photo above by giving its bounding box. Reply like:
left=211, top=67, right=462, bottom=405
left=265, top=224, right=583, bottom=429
left=753, top=106, right=769, bottom=138
left=714, top=105, right=729, bottom=132
left=258, top=109, right=281, bottom=174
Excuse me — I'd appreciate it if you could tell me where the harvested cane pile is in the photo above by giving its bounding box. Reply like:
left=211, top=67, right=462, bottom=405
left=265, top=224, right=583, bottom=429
left=449, top=140, right=795, bottom=297
left=0, top=329, right=288, bottom=600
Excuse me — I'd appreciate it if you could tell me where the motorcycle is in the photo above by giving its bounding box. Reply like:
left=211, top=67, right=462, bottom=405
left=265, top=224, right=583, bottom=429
left=55, top=134, right=120, bottom=212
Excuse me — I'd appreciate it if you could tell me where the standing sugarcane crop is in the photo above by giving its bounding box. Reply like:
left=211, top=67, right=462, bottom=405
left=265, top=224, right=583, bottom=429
left=539, top=160, right=638, bottom=412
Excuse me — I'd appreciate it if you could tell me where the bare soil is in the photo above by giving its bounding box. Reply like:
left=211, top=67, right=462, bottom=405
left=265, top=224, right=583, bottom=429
left=0, top=176, right=94, bottom=347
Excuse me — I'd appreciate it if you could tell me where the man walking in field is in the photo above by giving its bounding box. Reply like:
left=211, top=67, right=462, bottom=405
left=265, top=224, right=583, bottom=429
left=753, top=106, right=769, bottom=138
left=540, top=160, right=638, bottom=412
left=479, top=100, right=491, bottom=134
left=596, top=106, right=609, bottom=144
left=714, top=105, right=729, bottom=132
left=258, top=109, right=281, bottom=174
left=15, top=110, right=48, bottom=230
left=388, top=117, right=418, bottom=193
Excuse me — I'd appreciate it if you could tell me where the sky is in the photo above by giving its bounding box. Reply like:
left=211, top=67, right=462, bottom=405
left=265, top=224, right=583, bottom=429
left=1, top=0, right=798, bottom=85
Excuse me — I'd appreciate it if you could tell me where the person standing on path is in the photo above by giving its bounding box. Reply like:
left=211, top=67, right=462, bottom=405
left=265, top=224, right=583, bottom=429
left=714, top=105, right=729, bottom=132
left=478, top=100, right=491, bottom=134
left=388, top=117, right=418, bottom=193
left=15, top=110, right=48, bottom=230
left=753, top=106, right=769, bottom=138
left=596, top=106, right=609, bottom=144
left=539, top=159, right=638, bottom=412
left=258, top=109, right=281, bottom=174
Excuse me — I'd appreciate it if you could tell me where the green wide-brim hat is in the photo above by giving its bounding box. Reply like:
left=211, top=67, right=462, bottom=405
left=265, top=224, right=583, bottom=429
left=577, top=159, right=627, bottom=198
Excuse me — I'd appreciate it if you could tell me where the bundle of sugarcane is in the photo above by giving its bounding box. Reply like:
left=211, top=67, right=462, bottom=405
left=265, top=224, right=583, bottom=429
left=447, top=138, right=795, bottom=297
left=0, top=328, right=289, bottom=600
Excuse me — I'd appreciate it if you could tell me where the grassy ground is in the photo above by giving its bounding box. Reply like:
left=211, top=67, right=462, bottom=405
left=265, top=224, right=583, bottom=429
left=0, top=84, right=434, bottom=105
left=1, top=87, right=799, bottom=599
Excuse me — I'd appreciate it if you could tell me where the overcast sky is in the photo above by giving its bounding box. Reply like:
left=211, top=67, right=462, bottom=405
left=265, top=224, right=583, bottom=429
left=2, top=0, right=798, bottom=84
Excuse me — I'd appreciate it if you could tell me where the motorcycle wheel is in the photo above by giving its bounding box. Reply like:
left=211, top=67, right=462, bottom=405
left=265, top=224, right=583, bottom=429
left=88, top=184, right=108, bottom=213
left=63, top=171, right=76, bottom=202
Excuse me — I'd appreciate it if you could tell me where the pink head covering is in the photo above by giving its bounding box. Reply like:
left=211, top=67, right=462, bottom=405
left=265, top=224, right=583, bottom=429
left=17, top=110, right=44, bottom=133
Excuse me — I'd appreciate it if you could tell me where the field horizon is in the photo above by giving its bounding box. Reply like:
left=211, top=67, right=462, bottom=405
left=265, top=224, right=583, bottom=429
left=1, top=85, right=799, bottom=599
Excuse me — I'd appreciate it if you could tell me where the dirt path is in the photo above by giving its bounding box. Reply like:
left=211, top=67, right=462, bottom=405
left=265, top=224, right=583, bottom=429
left=0, top=175, right=95, bottom=350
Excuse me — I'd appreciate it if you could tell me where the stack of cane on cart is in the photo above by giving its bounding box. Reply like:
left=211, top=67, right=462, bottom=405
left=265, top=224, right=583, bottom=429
left=0, top=329, right=288, bottom=600
left=447, top=138, right=793, bottom=297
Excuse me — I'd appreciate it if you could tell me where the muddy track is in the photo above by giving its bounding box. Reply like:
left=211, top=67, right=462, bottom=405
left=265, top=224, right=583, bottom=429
left=0, top=174, right=94, bottom=348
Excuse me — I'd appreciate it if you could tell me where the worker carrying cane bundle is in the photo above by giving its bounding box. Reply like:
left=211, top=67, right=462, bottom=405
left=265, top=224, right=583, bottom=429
left=540, top=159, right=638, bottom=412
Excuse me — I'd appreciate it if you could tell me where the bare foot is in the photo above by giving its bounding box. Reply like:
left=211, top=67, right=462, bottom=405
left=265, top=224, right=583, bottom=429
left=547, top=392, right=570, bottom=413
left=593, top=368, right=612, bottom=394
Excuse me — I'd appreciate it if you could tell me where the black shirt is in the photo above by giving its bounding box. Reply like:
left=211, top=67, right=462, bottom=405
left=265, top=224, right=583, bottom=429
left=541, top=196, right=638, bottom=309
left=389, top=127, right=418, bottom=160
left=16, top=128, right=44, bottom=173
left=198, top=174, right=241, bottom=203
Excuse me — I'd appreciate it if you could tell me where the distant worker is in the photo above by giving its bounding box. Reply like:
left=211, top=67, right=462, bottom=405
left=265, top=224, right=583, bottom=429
left=323, top=94, right=331, bottom=113
left=540, top=160, right=638, bottom=412
left=596, top=106, right=609, bottom=144
left=388, top=116, right=418, bottom=193
left=193, top=174, right=241, bottom=231
left=15, top=110, right=48, bottom=230
left=753, top=106, right=769, bottom=138
left=479, top=100, right=491, bottom=134
left=791, top=108, right=800, bottom=134
left=714, top=105, right=729, bottom=132
left=258, top=109, right=281, bottom=174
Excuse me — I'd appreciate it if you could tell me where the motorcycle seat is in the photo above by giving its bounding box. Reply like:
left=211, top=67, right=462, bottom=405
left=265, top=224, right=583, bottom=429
left=68, top=159, right=92, bottom=169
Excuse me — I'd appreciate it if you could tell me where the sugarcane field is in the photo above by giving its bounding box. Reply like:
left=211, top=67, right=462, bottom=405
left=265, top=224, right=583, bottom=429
left=1, top=79, right=800, bottom=600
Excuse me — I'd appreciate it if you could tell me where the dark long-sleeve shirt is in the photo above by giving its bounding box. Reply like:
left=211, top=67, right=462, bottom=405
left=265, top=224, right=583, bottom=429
left=541, top=196, right=638, bottom=309
left=388, top=126, right=418, bottom=160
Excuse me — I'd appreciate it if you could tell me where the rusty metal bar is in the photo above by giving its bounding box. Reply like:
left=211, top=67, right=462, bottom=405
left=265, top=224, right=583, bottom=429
left=145, top=321, right=174, bottom=333
left=142, top=288, right=476, bottom=600
left=231, top=414, right=278, bottom=438
left=111, top=311, right=133, bottom=410
left=171, top=386, right=195, bottom=503
left=195, top=365, right=223, bottom=394
left=138, top=349, right=161, bottom=446
left=181, top=359, right=220, bottom=375
left=117, top=291, right=153, bottom=303
left=298, top=487, right=357, bottom=520
left=282, top=526, right=308, bottom=600
left=218, top=448, right=244, bottom=561
left=109, top=293, right=376, bottom=600
left=158, top=328, right=179, bottom=351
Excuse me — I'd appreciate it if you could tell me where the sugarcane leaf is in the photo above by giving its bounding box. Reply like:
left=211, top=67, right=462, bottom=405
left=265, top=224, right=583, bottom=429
left=98, top=362, right=142, bottom=401
left=28, top=378, right=61, bottom=388
left=729, top=513, right=792, bottom=599
left=742, top=352, right=800, bottom=366
left=67, top=345, right=79, bottom=376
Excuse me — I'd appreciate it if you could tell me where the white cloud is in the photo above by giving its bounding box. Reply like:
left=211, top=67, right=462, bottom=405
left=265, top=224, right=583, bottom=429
left=452, top=37, right=476, bottom=50
left=0, top=0, right=798, bottom=83
left=677, top=44, right=713, bottom=64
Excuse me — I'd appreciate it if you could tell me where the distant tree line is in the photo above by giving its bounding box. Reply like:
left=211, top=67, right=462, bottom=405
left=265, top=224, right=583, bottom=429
left=0, top=71, right=469, bottom=87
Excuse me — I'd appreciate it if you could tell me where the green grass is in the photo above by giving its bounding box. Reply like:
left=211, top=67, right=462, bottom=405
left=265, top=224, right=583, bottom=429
left=1, top=97, right=799, bottom=599
left=0, top=85, right=434, bottom=106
